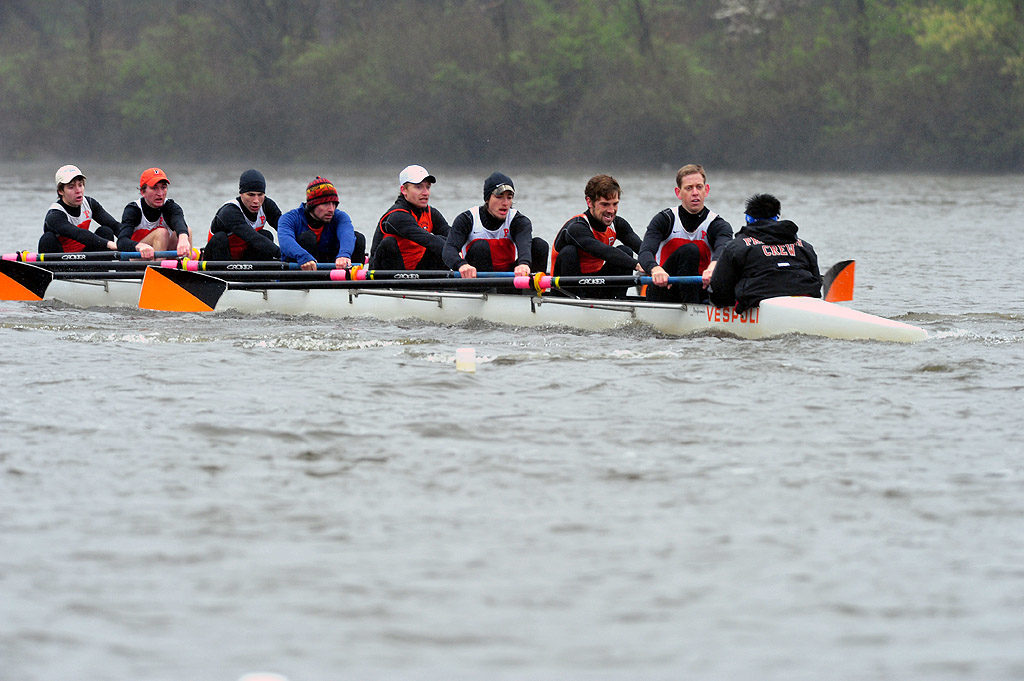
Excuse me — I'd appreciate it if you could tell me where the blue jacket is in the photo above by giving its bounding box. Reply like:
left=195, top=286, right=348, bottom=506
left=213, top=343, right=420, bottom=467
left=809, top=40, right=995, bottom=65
left=278, top=202, right=356, bottom=265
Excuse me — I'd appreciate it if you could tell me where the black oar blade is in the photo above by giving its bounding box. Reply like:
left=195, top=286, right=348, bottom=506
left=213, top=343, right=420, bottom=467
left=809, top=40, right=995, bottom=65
left=822, top=260, right=855, bottom=302
left=138, top=267, right=227, bottom=311
left=0, top=259, right=54, bottom=301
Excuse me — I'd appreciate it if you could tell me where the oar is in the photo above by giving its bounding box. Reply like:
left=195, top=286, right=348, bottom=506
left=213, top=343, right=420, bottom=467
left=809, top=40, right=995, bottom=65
left=0, top=257, right=523, bottom=301
left=186, top=264, right=513, bottom=278
left=20, top=259, right=176, bottom=271
left=138, top=267, right=503, bottom=311
left=3, top=250, right=179, bottom=262
left=137, top=267, right=704, bottom=312
left=185, top=260, right=336, bottom=271
left=0, top=259, right=346, bottom=300
left=1, top=259, right=158, bottom=300
left=18, top=258, right=524, bottom=280
left=822, top=260, right=854, bottom=302
left=351, top=268, right=516, bottom=280
left=2, top=259, right=328, bottom=280
left=20, top=258, right=345, bottom=273
left=0, top=259, right=53, bottom=300
left=533, top=274, right=702, bottom=290
left=14, top=255, right=528, bottom=281
left=26, top=259, right=312, bottom=271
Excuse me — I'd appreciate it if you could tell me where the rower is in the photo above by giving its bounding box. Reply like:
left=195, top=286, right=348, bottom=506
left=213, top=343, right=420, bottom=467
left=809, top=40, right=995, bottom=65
left=709, top=193, right=822, bottom=312
left=442, top=171, right=548, bottom=279
left=39, top=164, right=124, bottom=255
left=369, top=165, right=450, bottom=271
left=118, top=167, right=195, bottom=259
left=638, top=163, right=733, bottom=303
left=550, top=174, right=642, bottom=299
left=203, top=169, right=282, bottom=261
left=277, top=176, right=366, bottom=271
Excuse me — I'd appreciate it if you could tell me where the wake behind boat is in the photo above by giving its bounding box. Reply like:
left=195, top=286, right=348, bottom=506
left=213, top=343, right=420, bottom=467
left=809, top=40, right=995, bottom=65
left=1, top=257, right=927, bottom=342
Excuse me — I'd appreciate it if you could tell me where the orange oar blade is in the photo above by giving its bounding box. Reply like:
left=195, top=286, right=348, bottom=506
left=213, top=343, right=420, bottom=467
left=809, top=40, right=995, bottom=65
left=0, top=259, right=53, bottom=301
left=138, top=267, right=227, bottom=312
left=822, top=259, right=855, bottom=302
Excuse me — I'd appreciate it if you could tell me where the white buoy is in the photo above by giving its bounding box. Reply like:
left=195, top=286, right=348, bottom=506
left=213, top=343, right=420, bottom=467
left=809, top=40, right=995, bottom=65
left=455, top=347, right=477, bottom=373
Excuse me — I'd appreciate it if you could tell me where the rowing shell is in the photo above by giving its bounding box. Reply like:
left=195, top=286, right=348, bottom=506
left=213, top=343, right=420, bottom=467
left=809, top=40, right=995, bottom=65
left=1, top=260, right=927, bottom=342
left=201, top=286, right=927, bottom=342
left=57, top=281, right=929, bottom=342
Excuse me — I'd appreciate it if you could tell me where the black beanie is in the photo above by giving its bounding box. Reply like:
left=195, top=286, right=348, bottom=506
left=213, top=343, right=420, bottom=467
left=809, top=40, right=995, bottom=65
left=239, top=169, right=267, bottom=194
left=483, top=171, right=515, bottom=202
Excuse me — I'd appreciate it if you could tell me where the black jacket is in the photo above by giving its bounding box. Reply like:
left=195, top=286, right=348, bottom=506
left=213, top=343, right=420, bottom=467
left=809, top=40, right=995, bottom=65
left=42, top=197, right=121, bottom=250
left=208, top=196, right=282, bottom=259
left=553, top=211, right=641, bottom=270
left=370, top=196, right=449, bottom=260
left=443, top=206, right=534, bottom=270
left=117, top=198, right=189, bottom=251
left=709, top=219, right=821, bottom=312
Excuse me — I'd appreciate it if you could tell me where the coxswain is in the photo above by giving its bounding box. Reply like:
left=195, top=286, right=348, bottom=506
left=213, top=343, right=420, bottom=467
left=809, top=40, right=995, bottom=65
left=118, top=168, right=195, bottom=259
left=39, top=165, right=125, bottom=254
left=369, top=165, right=450, bottom=271
left=277, top=176, right=365, bottom=271
left=709, top=193, right=822, bottom=312
left=550, top=174, right=642, bottom=298
left=203, top=169, right=282, bottom=261
left=638, top=163, right=733, bottom=303
left=442, top=171, right=548, bottom=278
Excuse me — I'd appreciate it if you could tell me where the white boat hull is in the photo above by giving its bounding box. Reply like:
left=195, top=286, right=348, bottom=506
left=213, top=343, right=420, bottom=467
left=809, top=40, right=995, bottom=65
left=46, top=278, right=145, bottom=308
left=37, top=278, right=927, bottom=342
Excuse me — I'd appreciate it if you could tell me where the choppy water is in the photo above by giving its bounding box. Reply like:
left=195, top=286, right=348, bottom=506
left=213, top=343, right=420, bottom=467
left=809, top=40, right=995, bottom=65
left=1, top=162, right=1022, bottom=680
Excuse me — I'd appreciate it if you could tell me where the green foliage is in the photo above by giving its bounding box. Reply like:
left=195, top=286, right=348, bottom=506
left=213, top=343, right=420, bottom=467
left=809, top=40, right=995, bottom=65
left=1, top=0, right=1022, bottom=169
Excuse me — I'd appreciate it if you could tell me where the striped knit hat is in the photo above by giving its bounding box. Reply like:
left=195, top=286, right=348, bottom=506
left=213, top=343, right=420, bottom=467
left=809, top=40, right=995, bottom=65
left=305, top=176, right=339, bottom=208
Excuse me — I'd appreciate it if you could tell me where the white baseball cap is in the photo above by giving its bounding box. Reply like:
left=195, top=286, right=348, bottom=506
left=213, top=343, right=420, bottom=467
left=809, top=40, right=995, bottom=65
left=399, top=164, right=436, bottom=185
left=55, top=164, right=85, bottom=186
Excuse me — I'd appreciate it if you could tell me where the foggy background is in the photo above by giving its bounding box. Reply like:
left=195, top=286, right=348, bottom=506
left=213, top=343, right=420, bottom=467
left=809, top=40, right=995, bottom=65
left=2, top=0, right=1022, bottom=171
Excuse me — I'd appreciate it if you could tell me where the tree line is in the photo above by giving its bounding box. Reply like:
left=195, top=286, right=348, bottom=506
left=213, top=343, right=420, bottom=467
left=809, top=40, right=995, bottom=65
left=1, top=0, right=1022, bottom=170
